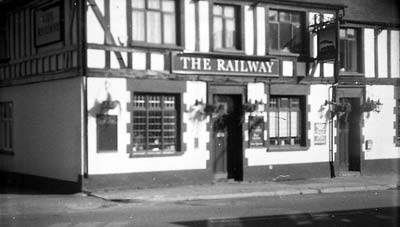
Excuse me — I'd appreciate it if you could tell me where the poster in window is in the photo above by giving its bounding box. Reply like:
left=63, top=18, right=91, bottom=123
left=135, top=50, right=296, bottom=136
left=248, top=116, right=265, bottom=147
left=314, top=123, right=327, bottom=145
left=97, top=114, right=118, bottom=152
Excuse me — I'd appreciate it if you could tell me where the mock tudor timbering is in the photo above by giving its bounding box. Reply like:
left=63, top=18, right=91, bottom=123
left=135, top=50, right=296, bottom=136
left=0, top=0, right=399, bottom=191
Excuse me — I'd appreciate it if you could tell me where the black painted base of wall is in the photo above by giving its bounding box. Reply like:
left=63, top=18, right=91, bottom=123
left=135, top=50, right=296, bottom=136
left=362, top=158, right=400, bottom=175
left=243, top=162, right=332, bottom=182
left=0, top=171, right=82, bottom=194
left=83, top=169, right=214, bottom=191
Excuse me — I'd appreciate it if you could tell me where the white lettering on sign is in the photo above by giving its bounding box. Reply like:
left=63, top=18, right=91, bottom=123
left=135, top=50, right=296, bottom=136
left=179, top=57, right=275, bottom=73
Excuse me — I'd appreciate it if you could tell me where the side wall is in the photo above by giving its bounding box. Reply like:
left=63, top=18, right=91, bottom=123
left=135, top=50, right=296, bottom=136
left=0, top=77, right=83, bottom=183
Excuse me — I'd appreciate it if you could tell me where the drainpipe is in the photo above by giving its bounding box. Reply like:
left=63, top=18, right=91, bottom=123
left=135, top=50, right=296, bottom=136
left=77, top=0, right=88, bottom=182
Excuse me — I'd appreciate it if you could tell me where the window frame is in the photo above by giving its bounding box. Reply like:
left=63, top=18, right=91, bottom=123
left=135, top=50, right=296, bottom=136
left=339, top=27, right=362, bottom=74
left=267, top=95, right=308, bottom=150
left=127, top=0, right=183, bottom=49
left=395, top=99, right=400, bottom=147
left=130, top=92, right=182, bottom=157
left=210, top=2, right=243, bottom=52
left=266, top=7, right=308, bottom=56
left=0, top=102, right=13, bottom=155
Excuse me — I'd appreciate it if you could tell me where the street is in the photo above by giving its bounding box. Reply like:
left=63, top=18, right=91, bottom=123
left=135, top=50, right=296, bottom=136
left=0, top=189, right=399, bottom=227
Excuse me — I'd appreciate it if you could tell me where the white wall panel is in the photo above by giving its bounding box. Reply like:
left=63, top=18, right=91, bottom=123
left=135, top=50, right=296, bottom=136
left=198, top=0, right=209, bottom=52
left=391, top=30, right=400, bottom=78
left=364, top=28, right=375, bottom=78
left=377, top=30, right=388, bottom=78
left=364, top=85, right=400, bottom=160
left=244, top=5, right=254, bottom=55
left=110, top=52, right=128, bottom=69
left=87, top=6, right=104, bottom=44
left=87, top=49, right=105, bottom=68
left=132, top=52, right=146, bottom=70
left=150, top=53, right=164, bottom=71
left=323, top=63, right=334, bottom=77
left=110, top=0, right=127, bottom=46
left=185, top=0, right=196, bottom=51
left=256, top=6, right=265, bottom=56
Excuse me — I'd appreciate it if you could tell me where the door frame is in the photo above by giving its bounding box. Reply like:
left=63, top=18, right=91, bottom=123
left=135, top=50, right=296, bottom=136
left=334, top=86, right=365, bottom=173
left=207, top=84, right=246, bottom=181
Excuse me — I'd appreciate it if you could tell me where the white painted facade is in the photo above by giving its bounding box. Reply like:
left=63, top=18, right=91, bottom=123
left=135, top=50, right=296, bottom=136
left=0, top=78, right=83, bottom=182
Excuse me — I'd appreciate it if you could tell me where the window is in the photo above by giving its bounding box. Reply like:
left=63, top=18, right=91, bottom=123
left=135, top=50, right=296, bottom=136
left=131, top=93, right=180, bottom=155
left=213, top=4, right=241, bottom=50
left=268, top=9, right=305, bottom=54
left=269, top=96, right=305, bottom=147
left=339, top=28, right=360, bottom=72
left=131, top=0, right=176, bottom=45
left=0, top=102, right=13, bottom=154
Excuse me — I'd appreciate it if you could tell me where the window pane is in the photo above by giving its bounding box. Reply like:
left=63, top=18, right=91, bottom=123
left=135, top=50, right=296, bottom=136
left=148, top=0, right=160, bottom=9
left=225, top=19, right=236, bottom=48
left=339, top=40, right=346, bottom=70
left=163, top=14, right=176, bottom=44
left=279, top=11, right=290, bottom=22
left=348, top=40, right=358, bottom=72
left=132, top=11, right=145, bottom=41
left=339, top=29, right=346, bottom=38
left=213, top=5, right=222, bottom=15
left=292, top=23, right=303, bottom=53
left=269, top=23, right=278, bottom=50
left=224, top=6, right=234, bottom=18
left=279, top=111, right=289, bottom=137
left=279, top=22, right=291, bottom=50
left=132, top=0, right=145, bottom=8
left=213, top=17, right=223, bottom=49
left=269, top=10, right=277, bottom=21
left=162, top=0, right=175, bottom=12
left=147, top=11, right=161, bottom=43
left=347, top=28, right=355, bottom=37
left=291, top=13, right=301, bottom=23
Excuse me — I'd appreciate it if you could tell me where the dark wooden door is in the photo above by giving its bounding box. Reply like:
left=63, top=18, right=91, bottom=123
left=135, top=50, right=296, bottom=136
left=338, top=98, right=361, bottom=171
left=212, top=95, right=243, bottom=181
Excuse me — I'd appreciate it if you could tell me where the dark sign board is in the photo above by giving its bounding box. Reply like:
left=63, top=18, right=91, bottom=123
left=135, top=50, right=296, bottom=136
left=172, top=54, right=279, bottom=76
left=248, top=116, right=265, bottom=147
left=97, top=114, right=118, bottom=152
left=35, top=3, right=63, bottom=46
left=317, top=23, right=337, bottom=62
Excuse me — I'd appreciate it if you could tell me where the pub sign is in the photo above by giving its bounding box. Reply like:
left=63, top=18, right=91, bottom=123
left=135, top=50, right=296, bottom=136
left=35, top=3, right=63, bottom=46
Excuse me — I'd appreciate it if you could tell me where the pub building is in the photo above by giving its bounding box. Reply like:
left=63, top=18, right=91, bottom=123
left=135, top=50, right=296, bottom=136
left=0, top=0, right=399, bottom=192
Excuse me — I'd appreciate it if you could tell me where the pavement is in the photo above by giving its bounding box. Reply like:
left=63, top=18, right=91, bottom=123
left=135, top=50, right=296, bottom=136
left=89, top=174, right=400, bottom=203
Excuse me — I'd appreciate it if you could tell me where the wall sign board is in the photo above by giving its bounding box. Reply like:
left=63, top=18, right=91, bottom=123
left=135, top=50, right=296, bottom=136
left=317, top=23, right=337, bottom=62
left=35, top=3, right=63, bottom=46
left=172, top=53, right=279, bottom=76
left=248, top=116, right=265, bottom=147
left=314, top=123, right=327, bottom=145
left=97, top=114, right=118, bottom=152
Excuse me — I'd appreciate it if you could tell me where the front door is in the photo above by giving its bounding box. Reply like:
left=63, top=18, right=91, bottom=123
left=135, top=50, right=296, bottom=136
left=212, top=95, right=243, bottom=181
left=337, top=98, right=361, bottom=172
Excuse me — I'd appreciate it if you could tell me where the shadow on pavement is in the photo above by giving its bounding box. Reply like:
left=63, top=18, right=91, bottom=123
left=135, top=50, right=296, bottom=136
left=173, top=206, right=400, bottom=227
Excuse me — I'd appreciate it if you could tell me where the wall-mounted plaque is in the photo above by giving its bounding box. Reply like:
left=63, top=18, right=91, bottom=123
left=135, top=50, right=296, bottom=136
left=314, top=123, right=327, bottom=145
left=97, top=114, right=118, bottom=152
left=35, top=3, right=63, bottom=46
left=248, top=116, right=265, bottom=147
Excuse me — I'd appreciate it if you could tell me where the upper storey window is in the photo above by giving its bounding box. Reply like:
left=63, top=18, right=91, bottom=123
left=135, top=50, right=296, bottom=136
left=131, top=0, right=176, bottom=45
left=213, top=4, right=241, bottom=51
left=268, top=9, right=305, bottom=55
left=339, top=28, right=361, bottom=72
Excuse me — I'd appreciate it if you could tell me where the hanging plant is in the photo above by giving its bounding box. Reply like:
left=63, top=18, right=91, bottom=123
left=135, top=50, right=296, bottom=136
left=243, top=100, right=263, bottom=113
left=101, top=93, right=120, bottom=113
left=361, top=98, right=382, bottom=113
left=325, top=99, right=352, bottom=122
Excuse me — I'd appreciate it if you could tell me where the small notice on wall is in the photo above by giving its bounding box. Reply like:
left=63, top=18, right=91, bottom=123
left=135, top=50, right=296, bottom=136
left=249, top=116, right=265, bottom=147
left=314, top=123, right=327, bottom=145
left=35, top=3, right=63, bottom=46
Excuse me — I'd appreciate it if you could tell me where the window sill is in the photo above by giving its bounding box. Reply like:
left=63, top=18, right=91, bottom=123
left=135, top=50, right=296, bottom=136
left=267, top=146, right=309, bottom=152
left=268, top=50, right=300, bottom=58
left=339, top=71, right=364, bottom=77
left=212, top=48, right=245, bottom=55
left=128, top=151, right=184, bottom=158
left=129, top=43, right=184, bottom=51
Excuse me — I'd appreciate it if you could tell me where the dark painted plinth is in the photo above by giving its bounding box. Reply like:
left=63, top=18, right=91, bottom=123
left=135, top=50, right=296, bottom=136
left=243, top=162, right=331, bottom=182
left=362, top=158, right=400, bottom=175
left=0, top=171, right=82, bottom=194
left=83, top=169, right=214, bottom=191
